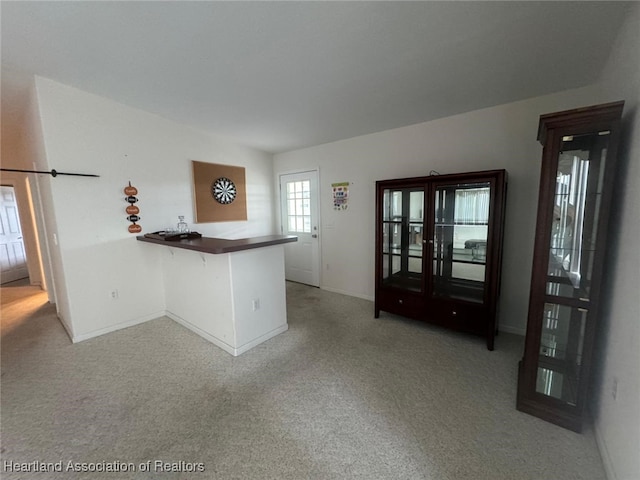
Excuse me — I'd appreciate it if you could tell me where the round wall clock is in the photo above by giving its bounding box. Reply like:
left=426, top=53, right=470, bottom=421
left=211, top=177, right=237, bottom=204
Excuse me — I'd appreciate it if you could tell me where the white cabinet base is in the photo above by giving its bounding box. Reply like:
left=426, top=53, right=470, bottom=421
left=161, top=245, right=289, bottom=356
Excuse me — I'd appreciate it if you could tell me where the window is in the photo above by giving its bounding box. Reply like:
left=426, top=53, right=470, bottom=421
left=286, top=181, right=311, bottom=233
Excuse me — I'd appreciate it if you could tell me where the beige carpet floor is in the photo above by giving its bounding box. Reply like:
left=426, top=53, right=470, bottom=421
left=1, top=280, right=606, bottom=479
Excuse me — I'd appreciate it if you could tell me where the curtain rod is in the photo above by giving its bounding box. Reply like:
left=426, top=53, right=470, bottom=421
left=0, top=168, right=99, bottom=178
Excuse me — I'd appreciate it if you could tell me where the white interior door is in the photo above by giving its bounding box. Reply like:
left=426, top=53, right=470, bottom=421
left=0, top=185, right=29, bottom=284
left=280, top=170, right=320, bottom=287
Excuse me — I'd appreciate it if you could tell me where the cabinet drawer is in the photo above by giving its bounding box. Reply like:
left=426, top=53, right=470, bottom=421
left=377, top=290, right=424, bottom=320
left=428, top=301, right=488, bottom=335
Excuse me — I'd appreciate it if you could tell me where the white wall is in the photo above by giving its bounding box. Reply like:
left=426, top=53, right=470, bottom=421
left=274, top=85, right=602, bottom=334
left=590, top=4, right=640, bottom=480
left=34, top=77, right=276, bottom=340
left=1, top=69, right=47, bottom=290
left=22, top=77, right=57, bottom=304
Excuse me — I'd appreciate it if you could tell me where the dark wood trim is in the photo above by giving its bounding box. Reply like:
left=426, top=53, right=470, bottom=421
left=537, top=101, right=625, bottom=144
left=486, top=170, right=507, bottom=350
left=517, top=361, right=583, bottom=433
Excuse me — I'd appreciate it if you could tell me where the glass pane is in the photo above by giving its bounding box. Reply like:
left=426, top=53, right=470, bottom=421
left=432, top=183, right=490, bottom=303
left=389, top=222, right=401, bottom=253
left=382, top=223, right=389, bottom=254
left=546, top=247, right=595, bottom=299
left=382, top=222, right=401, bottom=254
left=547, top=132, right=608, bottom=297
left=286, top=179, right=313, bottom=234
left=382, top=254, right=401, bottom=283
left=380, top=187, right=424, bottom=292
left=408, top=256, right=422, bottom=275
left=536, top=367, right=574, bottom=405
left=545, top=279, right=578, bottom=298
left=535, top=303, right=588, bottom=405
left=452, top=262, right=485, bottom=282
left=409, top=191, right=424, bottom=221
left=383, top=189, right=403, bottom=221
left=454, top=187, right=490, bottom=224
left=408, top=224, right=423, bottom=274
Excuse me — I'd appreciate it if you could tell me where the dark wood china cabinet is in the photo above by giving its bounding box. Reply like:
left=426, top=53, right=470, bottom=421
left=375, top=170, right=507, bottom=350
left=517, top=102, right=624, bottom=432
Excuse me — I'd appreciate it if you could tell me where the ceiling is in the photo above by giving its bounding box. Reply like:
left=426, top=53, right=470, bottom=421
left=1, top=1, right=631, bottom=154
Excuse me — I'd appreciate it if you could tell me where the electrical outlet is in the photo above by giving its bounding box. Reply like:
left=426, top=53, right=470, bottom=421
left=612, top=377, right=618, bottom=400
left=252, top=298, right=260, bottom=311
left=110, top=289, right=119, bottom=300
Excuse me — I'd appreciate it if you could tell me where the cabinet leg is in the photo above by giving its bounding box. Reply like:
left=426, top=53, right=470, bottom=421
left=487, top=335, right=495, bottom=351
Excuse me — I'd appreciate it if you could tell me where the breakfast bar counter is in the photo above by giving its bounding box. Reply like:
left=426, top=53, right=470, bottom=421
left=137, top=234, right=297, bottom=356
left=136, top=234, right=297, bottom=254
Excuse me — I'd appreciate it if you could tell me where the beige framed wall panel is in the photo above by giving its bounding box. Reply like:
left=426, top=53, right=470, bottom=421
left=192, top=160, right=247, bottom=223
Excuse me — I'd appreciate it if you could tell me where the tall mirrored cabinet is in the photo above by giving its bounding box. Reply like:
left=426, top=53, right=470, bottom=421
left=375, top=170, right=507, bottom=350
left=517, top=101, right=624, bottom=432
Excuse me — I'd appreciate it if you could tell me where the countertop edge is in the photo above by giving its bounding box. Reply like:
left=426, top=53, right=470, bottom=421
left=136, top=234, right=297, bottom=254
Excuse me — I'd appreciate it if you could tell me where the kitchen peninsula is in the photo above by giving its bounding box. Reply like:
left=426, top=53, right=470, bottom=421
left=137, top=234, right=297, bottom=356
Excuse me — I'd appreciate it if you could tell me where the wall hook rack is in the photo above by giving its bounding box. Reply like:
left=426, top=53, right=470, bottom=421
left=0, top=168, right=99, bottom=178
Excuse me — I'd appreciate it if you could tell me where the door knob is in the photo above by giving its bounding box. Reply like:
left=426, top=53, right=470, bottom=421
left=312, top=234, right=318, bottom=238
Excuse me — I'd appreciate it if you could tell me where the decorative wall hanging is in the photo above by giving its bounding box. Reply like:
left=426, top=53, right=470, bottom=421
left=124, top=182, right=142, bottom=233
left=192, top=161, right=247, bottom=223
left=332, top=182, right=349, bottom=210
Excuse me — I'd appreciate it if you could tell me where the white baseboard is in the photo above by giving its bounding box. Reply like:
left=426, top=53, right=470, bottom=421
left=594, top=421, right=617, bottom=480
left=166, top=311, right=237, bottom=355
left=167, top=310, right=288, bottom=356
left=235, top=324, right=289, bottom=356
left=56, top=313, right=74, bottom=342
left=320, top=286, right=374, bottom=302
left=497, top=324, right=526, bottom=336
left=71, top=311, right=165, bottom=343
left=63, top=308, right=288, bottom=356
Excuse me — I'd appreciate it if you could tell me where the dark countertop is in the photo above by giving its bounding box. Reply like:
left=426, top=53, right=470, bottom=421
left=137, top=234, right=297, bottom=254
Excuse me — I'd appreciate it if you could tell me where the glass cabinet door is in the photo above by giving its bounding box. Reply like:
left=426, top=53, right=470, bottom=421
left=431, top=182, right=490, bottom=303
left=535, top=303, right=587, bottom=405
left=545, top=131, right=609, bottom=301
left=535, top=130, right=610, bottom=405
left=381, top=187, right=425, bottom=292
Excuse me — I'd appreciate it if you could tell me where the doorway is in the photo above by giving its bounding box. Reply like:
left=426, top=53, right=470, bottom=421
left=0, top=185, right=29, bottom=284
left=279, top=170, right=320, bottom=287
